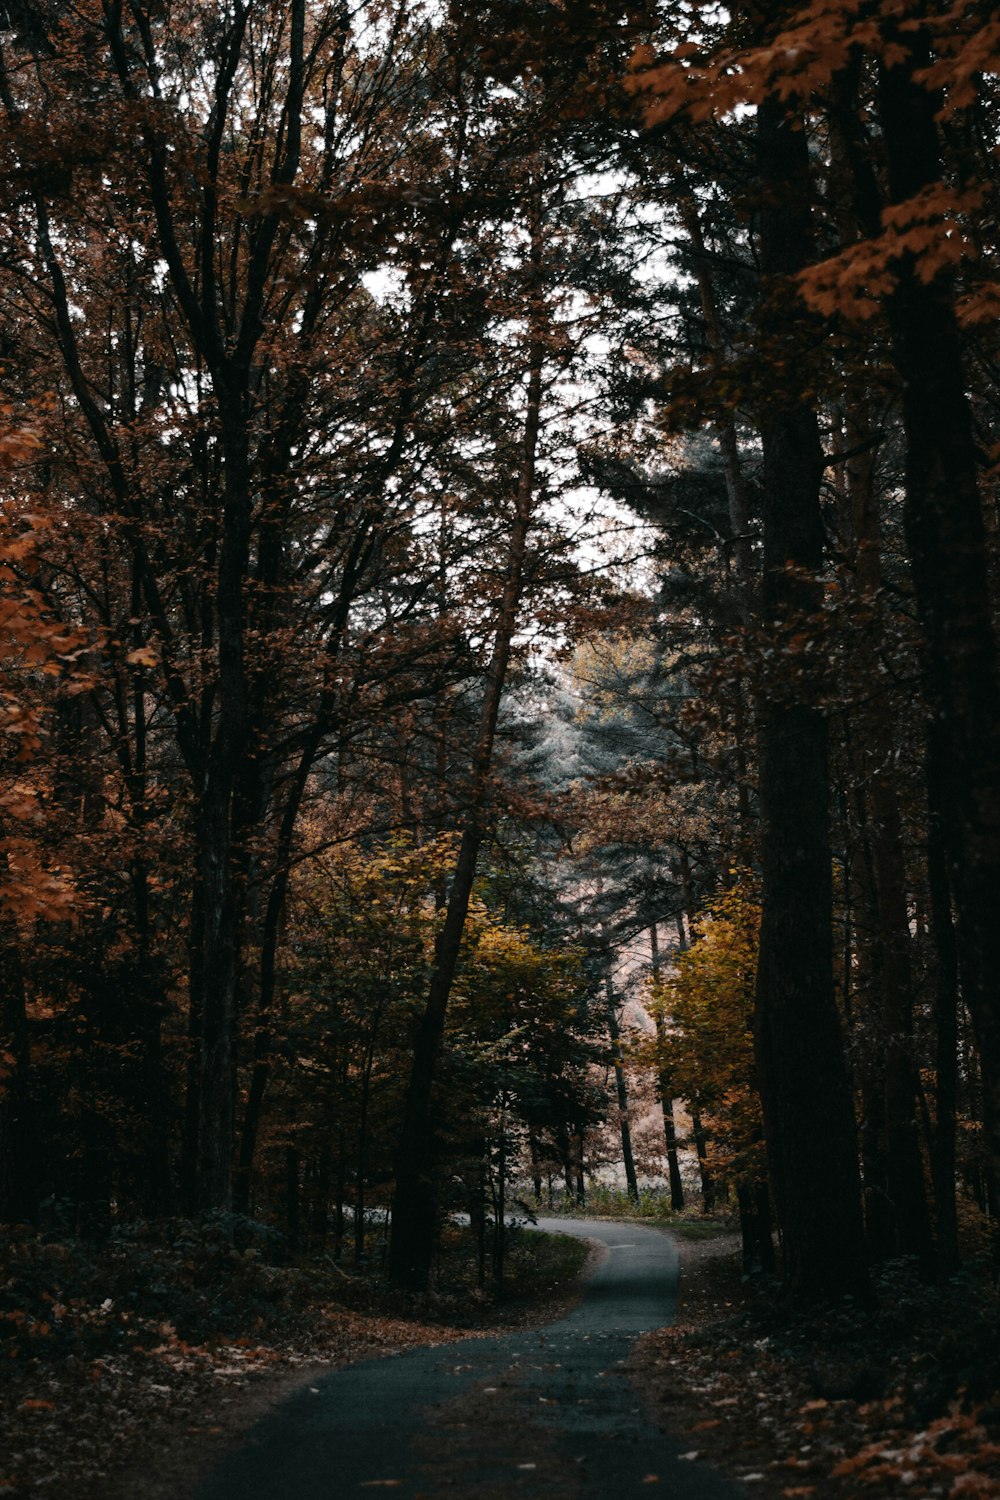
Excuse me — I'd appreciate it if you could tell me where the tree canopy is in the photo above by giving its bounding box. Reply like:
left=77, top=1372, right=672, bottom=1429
left=0, top=0, right=998, bottom=1307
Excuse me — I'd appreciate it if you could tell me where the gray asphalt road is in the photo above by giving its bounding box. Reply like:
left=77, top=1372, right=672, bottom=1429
left=194, top=1218, right=738, bottom=1499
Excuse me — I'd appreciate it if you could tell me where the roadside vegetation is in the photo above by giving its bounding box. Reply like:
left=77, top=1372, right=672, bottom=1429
left=636, top=1221, right=1000, bottom=1500
left=538, top=1183, right=737, bottom=1239
left=0, top=1218, right=589, bottom=1498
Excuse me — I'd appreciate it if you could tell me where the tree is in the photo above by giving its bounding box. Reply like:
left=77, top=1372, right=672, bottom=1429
left=751, top=85, right=869, bottom=1301
left=388, top=170, right=548, bottom=1288
left=874, top=9, right=1000, bottom=1233
left=648, top=880, right=773, bottom=1268
left=0, top=0, right=589, bottom=1222
left=0, top=418, right=81, bottom=1222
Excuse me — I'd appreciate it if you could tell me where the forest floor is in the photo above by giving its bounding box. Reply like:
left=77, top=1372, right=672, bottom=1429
left=631, top=1224, right=1000, bottom=1499
left=0, top=1217, right=593, bottom=1499
left=6, top=1213, right=1000, bottom=1499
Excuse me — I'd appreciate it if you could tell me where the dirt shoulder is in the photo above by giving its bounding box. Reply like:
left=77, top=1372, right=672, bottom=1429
left=630, top=1229, right=1000, bottom=1500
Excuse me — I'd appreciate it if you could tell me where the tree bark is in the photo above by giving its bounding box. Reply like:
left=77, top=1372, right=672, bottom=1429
left=605, top=972, right=639, bottom=1203
left=752, top=95, right=869, bottom=1302
left=844, top=395, right=934, bottom=1269
left=388, top=214, right=546, bottom=1288
left=681, top=197, right=755, bottom=846
left=877, top=23, right=1000, bottom=1237
left=737, top=1176, right=776, bottom=1276
left=926, top=723, right=961, bottom=1271
left=0, top=909, right=34, bottom=1225
left=649, top=924, right=684, bottom=1210
left=194, top=381, right=253, bottom=1214
left=574, top=1125, right=586, bottom=1207
left=690, top=1107, right=715, bottom=1214
left=676, top=878, right=716, bottom=1213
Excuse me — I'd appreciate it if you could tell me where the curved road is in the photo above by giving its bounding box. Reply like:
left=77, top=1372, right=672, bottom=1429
left=195, top=1219, right=737, bottom=1499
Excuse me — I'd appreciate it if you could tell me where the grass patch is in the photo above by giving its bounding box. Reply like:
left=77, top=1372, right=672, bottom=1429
left=665, top=1216, right=734, bottom=1241
left=502, top=1226, right=590, bottom=1299
left=533, top=1183, right=736, bottom=1236
left=429, top=1221, right=590, bottom=1311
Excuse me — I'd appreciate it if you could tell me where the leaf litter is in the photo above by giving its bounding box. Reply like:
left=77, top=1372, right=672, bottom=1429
left=630, top=1231, right=1000, bottom=1500
left=1, top=1220, right=588, bottom=1499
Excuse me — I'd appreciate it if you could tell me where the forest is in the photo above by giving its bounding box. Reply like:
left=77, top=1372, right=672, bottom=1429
left=1, top=0, right=1000, bottom=1446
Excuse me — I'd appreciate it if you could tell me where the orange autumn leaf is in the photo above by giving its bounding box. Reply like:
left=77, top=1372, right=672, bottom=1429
left=832, top=1441, right=890, bottom=1476
left=950, top=1476, right=1000, bottom=1499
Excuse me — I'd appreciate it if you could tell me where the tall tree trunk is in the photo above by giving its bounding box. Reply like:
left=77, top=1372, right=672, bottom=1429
left=829, top=74, right=935, bottom=1267
left=649, top=924, right=684, bottom=1210
left=681, top=196, right=755, bottom=847
left=690, top=1107, right=715, bottom=1214
left=128, top=560, right=172, bottom=1216
left=181, top=880, right=204, bottom=1215
left=736, top=1177, right=776, bottom=1276
left=752, top=94, right=869, bottom=1302
left=285, top=1146, right=301, bottom=1254
left=927, top=724, right=961, bottom=1271
left=843, top=394, right=934, bottom=1269
left=605, top=971, right=639, bottom=1203
left=195, top=392, right=252, bottom=1214
left=843, top=722, right=894, bottom=1257
left=333, top=1132, right=347, bottom=1262
left=675, top=880, right=715, bottom=1212
left=877, top=24, right=1000, bottom=1237
left=529, top=1130, right=543, bottom=1202
left=388, top=226, right=545, bottom=1289
left=0, top=909, right=34, bottom=1225
left=557, top=1122, right=574, bottom=1204
left=195, top=789, right=242, bottom=1215
left=311, top=1137, right=332, bottom=1253
left=234, top=731, right=327, bottom=1213
left=492, top=1092, right=508, bottom=1293
left=574, top=1125, right=586, bottom=1207
left=354, top=1038, right=377, bottom=1266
